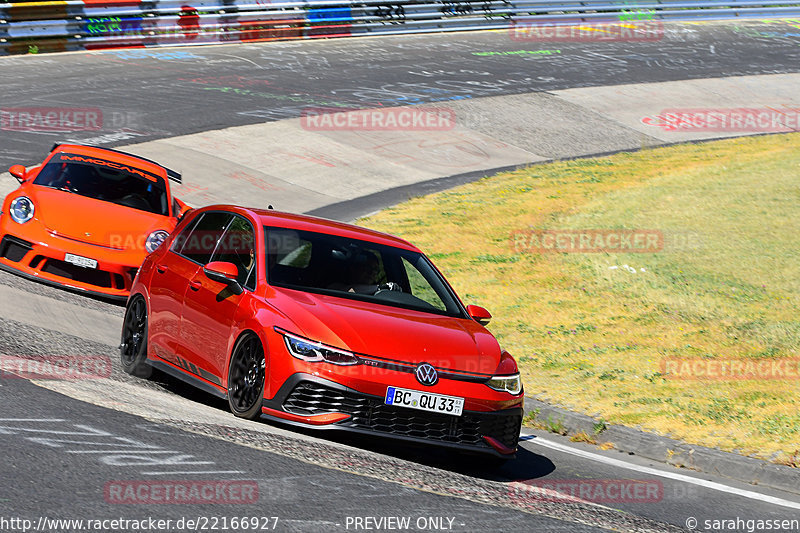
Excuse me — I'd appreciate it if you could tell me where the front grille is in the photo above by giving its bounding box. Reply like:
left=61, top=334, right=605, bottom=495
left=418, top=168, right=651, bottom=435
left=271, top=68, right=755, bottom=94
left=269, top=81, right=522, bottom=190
left=0, top=235, right=32, bottom=263
left=284, top=382, right=370, bottom=415
left=41, top=259, right=113, bottom=288
left=29, top=255, right=46, bottom=269
left=283, top=382, right=521, bottom=450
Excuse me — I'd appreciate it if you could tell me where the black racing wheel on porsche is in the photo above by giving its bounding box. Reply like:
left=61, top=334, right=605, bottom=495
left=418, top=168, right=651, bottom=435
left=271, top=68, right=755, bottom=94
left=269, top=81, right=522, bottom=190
left=227, top=333, right=266, bottom=419
left=120, top=295, right=151, bottom=378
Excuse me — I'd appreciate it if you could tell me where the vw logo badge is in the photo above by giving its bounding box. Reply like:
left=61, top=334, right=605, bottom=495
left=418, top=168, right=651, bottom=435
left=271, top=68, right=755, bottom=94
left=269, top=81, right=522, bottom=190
left=415, top=363, right=438, bottom=386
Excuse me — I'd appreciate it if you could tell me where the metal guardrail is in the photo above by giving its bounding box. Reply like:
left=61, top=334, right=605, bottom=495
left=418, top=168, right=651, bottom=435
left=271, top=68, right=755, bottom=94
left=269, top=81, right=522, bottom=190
left=1, top=1, right=799, bottom=54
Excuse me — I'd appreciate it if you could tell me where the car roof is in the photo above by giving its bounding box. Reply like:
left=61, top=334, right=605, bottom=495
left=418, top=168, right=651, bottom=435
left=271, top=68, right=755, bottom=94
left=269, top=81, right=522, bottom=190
left=47, top=144, right=180, bottom=183
left=198, top=205, right=420, bottom=252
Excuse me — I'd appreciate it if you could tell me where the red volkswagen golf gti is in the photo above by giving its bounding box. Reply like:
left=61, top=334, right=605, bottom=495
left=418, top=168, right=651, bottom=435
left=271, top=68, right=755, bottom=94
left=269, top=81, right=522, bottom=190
left=122, top=205, right=524, bottom=457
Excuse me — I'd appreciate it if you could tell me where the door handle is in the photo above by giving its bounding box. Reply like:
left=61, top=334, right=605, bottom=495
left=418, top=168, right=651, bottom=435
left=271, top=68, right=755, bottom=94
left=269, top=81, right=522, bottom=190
left=156, top=264, right=168, bottom=274
left=189, top=280, right=202, bottom=291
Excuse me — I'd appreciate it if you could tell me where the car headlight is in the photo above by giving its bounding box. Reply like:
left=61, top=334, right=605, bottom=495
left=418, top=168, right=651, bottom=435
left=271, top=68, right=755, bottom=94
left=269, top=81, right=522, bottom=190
left=486, top=373, right=522, bottom=395
left=277, top=328, right=359, bottom=366
left=9, top=197, right=34, bottom=224
left=145, top=230, right=169, bottom=253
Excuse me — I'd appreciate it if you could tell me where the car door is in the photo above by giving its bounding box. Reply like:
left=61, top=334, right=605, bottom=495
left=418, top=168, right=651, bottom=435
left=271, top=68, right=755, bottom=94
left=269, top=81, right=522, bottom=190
left=180, top=214, right=257, bottom=385
left=147, top=212, right=203, bottom=362
left=149, top=211, right=233, bottom=376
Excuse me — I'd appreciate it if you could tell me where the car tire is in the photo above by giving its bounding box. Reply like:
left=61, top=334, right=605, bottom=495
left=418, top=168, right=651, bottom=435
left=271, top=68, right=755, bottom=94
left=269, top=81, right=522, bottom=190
left=120, top=295, right=152, bottom=378
left=227, top=333, right=266, bottom=420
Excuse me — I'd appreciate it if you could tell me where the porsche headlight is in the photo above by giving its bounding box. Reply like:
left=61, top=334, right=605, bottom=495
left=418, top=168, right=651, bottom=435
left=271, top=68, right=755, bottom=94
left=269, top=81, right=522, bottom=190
left=145, top=230, right=169, bottom=253
left=9, top=197, right=34, bottom=224
left=277, top=328, right=359, bottom=366
left=486, top=373, right=522, bottom=395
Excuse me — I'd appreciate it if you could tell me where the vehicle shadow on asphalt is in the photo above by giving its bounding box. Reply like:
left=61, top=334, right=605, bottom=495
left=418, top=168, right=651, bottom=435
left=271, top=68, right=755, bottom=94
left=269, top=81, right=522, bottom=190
left=313, top=430, right=557, bottom=482
left=145, top=367, right=556, bottom=482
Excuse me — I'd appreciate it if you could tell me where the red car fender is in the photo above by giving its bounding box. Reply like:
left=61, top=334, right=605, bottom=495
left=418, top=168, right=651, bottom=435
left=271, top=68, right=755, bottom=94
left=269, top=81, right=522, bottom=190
left=495, top=350, right=520, bottom=375
left=135, top=254, right=158, bottom=296
left=221, top=321, right=270, bottom=392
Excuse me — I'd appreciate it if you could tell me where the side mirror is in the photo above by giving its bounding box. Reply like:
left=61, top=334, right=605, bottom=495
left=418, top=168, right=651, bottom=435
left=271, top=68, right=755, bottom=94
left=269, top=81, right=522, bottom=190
left=466, top=304, right=492, bottom=326
left=9, top=165, right=27, bottom=182
left=173, top=197, right=191, bottom=220
left=203, top=261, right=243, bottom=295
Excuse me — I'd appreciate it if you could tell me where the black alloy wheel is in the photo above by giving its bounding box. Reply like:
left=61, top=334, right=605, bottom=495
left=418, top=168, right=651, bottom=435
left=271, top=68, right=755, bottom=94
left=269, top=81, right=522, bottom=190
left=120, top=295, right=151, bottom=377
left=228, top=333, right=266, bottom=419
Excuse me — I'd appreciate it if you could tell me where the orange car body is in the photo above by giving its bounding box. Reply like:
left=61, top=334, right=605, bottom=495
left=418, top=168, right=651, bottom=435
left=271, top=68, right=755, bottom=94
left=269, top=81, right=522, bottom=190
left=0, top=144, right=188, bottom=300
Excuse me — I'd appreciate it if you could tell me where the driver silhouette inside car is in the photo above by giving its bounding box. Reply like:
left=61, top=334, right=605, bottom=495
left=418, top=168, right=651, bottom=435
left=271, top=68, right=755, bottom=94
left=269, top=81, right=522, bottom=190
left=329, top=252, right=402, bottom=295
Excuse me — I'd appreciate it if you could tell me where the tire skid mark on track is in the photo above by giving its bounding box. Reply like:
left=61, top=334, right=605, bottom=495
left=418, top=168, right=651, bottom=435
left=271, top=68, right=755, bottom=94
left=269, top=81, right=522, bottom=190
left=0, top=269, right=124, bottom=314
left=0, top=284, right=121, bottom=347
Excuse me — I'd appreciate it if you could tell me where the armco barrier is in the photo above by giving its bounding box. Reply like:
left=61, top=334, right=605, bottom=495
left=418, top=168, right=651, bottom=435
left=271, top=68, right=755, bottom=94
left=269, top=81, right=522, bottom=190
left=1, top=1, right=800, bottom=54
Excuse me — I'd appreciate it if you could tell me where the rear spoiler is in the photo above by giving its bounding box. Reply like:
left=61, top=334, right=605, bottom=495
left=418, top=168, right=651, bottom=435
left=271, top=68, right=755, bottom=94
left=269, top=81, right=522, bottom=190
left=49, top=143, right=182, bottom=183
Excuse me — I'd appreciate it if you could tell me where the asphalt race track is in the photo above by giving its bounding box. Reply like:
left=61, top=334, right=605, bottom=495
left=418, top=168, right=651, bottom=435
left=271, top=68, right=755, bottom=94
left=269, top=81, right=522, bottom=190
left=2, top=20, right=800, bottom=170
left=1, top=20, right=800, bottom=532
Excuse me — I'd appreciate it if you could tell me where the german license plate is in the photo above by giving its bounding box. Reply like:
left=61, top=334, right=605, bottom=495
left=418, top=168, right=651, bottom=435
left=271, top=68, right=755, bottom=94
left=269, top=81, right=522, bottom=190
left=385, top=386, right=464, bottom=416
left=64, top=253, right=97, bottom=269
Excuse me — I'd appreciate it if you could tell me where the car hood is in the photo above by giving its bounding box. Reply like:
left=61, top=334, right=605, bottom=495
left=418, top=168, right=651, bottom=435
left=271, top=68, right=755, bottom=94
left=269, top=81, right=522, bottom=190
left=270, top=287, right=502, bottom=374
left=29, top=187, right=173, bottom=250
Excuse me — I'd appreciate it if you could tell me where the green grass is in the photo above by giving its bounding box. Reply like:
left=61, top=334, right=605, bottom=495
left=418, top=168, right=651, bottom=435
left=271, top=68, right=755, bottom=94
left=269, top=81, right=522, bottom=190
left=360, top=133, right=800, bottom=463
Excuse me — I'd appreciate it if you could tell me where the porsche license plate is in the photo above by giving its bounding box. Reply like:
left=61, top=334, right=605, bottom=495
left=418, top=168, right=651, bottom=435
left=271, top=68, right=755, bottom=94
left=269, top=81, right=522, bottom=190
left=64, top=253, right=97, bottom=269
left=385, top=386, right=464, bottom=416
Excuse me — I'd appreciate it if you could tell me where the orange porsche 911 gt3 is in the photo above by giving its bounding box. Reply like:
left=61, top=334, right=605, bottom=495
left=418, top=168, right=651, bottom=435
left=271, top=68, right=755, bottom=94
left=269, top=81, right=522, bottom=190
left=0, top=144, right=189, bottom=300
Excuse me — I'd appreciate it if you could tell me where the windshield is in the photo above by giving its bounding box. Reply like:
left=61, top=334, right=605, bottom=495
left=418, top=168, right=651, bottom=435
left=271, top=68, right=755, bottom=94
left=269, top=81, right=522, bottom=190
left=266, top=227, right=465, bottom=318
left=33, top=153, right=169, bottom=216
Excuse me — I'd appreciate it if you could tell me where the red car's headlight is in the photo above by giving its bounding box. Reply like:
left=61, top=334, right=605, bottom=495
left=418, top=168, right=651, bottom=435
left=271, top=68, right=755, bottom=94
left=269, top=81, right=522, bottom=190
left=277, top=328, right=360, bottom=366
left=486, top=373, right=522, bottom=395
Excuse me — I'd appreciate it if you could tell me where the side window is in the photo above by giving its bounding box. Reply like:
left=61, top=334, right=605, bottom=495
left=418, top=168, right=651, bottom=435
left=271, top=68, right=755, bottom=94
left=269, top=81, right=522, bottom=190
left=211, top=215, right=257, bottom=291
left=265, top=229, right=313, bottom=287
left=175, top=212, right=234, bottom=265
left=170, top=214, right=201, bottom=254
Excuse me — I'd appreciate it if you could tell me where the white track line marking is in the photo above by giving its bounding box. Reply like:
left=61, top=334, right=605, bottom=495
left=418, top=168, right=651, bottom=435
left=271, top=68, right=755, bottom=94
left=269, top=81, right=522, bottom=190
left=0, top=418, right=66, bottom=421
left=67, top=450, right=179, bottom=454
left=141, top=470, right=245, bottom=476
left=522, top=434, right=800, bottom=511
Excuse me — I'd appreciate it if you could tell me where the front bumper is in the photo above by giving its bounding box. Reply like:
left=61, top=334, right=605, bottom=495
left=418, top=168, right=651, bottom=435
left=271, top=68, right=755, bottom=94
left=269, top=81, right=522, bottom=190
left=0, top=231, right=140, bottom=301
left=262, top=374, right=523, bottom=457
